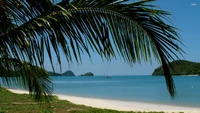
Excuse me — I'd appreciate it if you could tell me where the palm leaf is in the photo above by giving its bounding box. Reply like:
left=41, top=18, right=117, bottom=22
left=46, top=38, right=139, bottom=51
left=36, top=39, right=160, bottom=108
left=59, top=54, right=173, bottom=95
left=0, top=0, right=184, bottom=99
left=0, top=58, right=53, bottom=101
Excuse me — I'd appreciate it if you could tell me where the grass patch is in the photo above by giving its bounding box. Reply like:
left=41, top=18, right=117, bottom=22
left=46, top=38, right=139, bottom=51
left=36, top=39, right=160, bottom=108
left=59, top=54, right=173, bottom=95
left=0, top=87, right=166, bottom=113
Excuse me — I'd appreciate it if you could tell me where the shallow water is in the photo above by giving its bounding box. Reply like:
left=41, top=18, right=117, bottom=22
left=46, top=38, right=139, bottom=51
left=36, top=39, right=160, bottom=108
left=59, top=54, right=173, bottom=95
left=52, top=76, right=200, bottom=108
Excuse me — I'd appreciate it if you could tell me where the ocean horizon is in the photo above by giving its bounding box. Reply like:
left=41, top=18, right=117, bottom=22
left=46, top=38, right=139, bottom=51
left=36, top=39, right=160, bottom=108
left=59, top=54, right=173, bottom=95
left=52, top=75, right=200, bottom=108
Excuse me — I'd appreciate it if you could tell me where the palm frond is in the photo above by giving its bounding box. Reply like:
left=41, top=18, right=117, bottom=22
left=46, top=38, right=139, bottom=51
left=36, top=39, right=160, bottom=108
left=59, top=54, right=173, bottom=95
left=0, top=0, right=184, bottom=98
left=0, top=58, right=53, bottom=101
left=67, top=0, right=184, bottom=97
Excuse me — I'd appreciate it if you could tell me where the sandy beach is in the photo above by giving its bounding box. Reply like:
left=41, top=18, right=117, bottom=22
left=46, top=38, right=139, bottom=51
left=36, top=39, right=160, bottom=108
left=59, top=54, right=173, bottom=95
left=7, top=89, right=200, bottom=113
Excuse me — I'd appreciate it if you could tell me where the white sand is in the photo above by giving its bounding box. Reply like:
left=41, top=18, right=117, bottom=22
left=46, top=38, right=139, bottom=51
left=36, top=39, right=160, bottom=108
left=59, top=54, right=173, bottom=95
left=8, top=89, right=200, bottom=113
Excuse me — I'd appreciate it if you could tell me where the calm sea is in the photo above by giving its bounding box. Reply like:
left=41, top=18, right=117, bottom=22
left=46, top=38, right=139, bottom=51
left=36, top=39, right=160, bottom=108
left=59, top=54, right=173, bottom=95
left=52, top=76, right=200, bottom=108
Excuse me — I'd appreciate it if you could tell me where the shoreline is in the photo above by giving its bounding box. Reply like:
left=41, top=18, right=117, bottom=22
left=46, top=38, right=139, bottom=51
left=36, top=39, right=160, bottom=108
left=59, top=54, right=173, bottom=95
left=7, top=89, right=200, bottom=113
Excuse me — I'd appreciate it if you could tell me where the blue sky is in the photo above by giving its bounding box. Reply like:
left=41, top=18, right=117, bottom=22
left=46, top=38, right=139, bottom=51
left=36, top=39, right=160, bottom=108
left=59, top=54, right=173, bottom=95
left=45, top=0, right=200, bottom=76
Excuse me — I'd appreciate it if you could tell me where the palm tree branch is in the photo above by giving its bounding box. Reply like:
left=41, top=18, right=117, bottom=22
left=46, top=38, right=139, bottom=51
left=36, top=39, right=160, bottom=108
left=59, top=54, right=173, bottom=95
left=0, top=58, right=53, bottom=101
left=0, top=0, right=184, bottom=98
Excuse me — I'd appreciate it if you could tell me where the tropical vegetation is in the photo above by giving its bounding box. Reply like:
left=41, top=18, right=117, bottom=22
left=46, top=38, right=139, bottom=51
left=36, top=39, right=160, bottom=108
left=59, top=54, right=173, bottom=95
left=0, top=0, right=184, bottom=100
left=152, top=60, right=200, bottom=75
left=48, top=70, right=75, bottom=76
left=0, top=87, right=166, bottom=113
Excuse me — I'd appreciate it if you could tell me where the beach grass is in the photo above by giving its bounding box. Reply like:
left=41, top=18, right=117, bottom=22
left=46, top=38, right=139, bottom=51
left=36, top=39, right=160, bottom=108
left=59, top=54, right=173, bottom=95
left=0, top=87, right=167, bottom=113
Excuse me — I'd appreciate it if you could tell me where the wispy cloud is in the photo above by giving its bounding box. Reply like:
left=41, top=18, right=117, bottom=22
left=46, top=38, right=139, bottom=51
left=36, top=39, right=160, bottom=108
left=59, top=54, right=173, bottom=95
left=191, top=3, right=197, bottom=6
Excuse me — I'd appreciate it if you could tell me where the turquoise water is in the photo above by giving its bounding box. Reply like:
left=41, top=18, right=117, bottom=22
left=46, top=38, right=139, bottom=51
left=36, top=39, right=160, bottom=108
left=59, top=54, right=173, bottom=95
left=52, top=76, right=200, bottom=108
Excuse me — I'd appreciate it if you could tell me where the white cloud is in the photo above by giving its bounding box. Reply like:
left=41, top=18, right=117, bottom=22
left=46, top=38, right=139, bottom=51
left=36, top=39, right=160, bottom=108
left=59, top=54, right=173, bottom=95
left=191, top=3, right=197, bottom=6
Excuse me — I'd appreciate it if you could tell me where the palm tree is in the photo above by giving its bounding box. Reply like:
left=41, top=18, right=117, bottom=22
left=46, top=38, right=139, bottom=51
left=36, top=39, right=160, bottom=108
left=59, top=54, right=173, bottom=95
left=0, top=0, right=184, bottom=100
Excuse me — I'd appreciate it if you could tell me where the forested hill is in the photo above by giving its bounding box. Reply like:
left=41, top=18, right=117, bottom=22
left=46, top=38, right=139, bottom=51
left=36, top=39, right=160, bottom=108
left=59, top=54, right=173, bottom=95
left=48, top=70, right=75, bottom=76
left=152, top=60, right=200, bottom=76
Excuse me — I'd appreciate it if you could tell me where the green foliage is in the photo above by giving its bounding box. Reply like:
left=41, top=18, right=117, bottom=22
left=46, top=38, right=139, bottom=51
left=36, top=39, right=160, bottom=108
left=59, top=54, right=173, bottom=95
left=47, top=70, right=76, bottom=76
left=0, top=61, right=53, bottom=101
left=47, top=71, right=62, bottom=76
left=80, top=72, right=94, bottom=76
left=40, top=109, right=53, bottom=113
left=0, top=88, right=165, bottom=113
left=0, top=0, right=184, bottom=99
left=62, top=70, right=75, bottom=76
left=152, top=60, right=200, bottom=75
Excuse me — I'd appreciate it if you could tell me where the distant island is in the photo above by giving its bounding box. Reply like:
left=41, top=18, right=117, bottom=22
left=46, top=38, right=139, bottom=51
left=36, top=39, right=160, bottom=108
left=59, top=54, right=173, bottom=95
left=152, top=60, right=200, bottom=76
left=48, top=70, right=75, bottom=76
left=0, top=62, right=93, bottom=77
left=48, top=70, right=94, bottom=76
left=80, top=72, right=94, bottom=76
